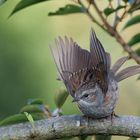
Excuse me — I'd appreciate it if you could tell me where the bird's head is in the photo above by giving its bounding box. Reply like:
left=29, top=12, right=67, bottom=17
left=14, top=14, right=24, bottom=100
left=73, top=84, right=104, bottom=106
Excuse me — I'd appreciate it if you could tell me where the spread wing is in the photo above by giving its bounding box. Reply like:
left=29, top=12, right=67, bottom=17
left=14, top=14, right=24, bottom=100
left=90, top=29, right=109, bottom=94
left=49, top=29, right=110, bottom=97
left=49, top=37, right=93, bottom=97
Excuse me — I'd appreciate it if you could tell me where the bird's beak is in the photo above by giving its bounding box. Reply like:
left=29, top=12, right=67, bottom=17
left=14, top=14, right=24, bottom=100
left=72, top=98, right=80, bottom=102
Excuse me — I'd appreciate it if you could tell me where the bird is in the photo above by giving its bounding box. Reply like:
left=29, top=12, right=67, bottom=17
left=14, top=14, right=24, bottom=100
left=49, top=28, right=140, bottom=118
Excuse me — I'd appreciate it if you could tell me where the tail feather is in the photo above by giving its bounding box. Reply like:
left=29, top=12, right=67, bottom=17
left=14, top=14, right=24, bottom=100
left=115, top=65, right=140, bottom=82
left=111, top=56, right=128, bottom=74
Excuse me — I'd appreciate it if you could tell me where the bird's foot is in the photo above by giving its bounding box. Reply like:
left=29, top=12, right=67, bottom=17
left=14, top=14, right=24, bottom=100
left=82, top=115, right=94, bottom=126
left=110, top=112, right=119, bottom=124
left=111, top=111, right=119, bottom=118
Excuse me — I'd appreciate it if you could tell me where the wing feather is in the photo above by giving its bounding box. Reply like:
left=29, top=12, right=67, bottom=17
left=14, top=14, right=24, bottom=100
left=49, top=37, right=92, bottom=97
left=90, top=28, right=109, bottom=93
left=106, top=52, right=111, bottom=71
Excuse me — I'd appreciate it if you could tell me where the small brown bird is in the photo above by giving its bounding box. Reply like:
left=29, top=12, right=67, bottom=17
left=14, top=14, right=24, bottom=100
left=49, top=29, right=140, bottom=118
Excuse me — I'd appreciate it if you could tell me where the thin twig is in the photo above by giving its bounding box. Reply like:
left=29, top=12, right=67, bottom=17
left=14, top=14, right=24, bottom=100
left=108, top=0, right=113, bottom=9
left=113, top=0, right=120, bottom=28
left=91, top=1, right=112, bottom=30
left=79, top=0, right=107, bottom=33
left=114, top=3, right=128, bottom=29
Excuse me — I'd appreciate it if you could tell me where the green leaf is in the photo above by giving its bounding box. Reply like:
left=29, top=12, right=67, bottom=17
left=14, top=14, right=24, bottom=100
left=24, top=112, right=34, bottom=123
left=27, top=98, right=44, bottom=105
left=136, top=48, right=140, bottom=56
left=116, top=5, right=126, bottom=11
left=104, top=6, right=125, bottom=16
left=123, top=15, right=140, bottom=30
left=137, top=74, right=140, bottom=80
left=78, top=136, right=88, bottom=140
left=129, top=3, right=140, bottom=13
left=48, top=4, right=83, bottom=16
left=54, top=88, right=69, bottom=108
left=95, top=135, right=112, bottom=140
left=128, top=137, right=137, bottom=140
left=0, top=114, right=28, bottom=126
left=0, top=0, right=7, bottom=6
left=24, top=112, right=35, bottom=129
left=128, top=33, right=140, bottom=47
left=104, top=8, right=114, bottom=16
left=0, top=113, right=45, bottom=126
left=10, top=0, right=48, bottom=17
left=20, top=104, right=44, bottom=113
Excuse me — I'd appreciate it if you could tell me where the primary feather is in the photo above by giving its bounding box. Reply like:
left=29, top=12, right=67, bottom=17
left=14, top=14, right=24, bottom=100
left=90, top=29, right=109, bottom=93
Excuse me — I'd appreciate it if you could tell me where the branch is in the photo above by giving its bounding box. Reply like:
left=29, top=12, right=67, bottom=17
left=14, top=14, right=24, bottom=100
left=79, top=0, right=140, bottom=64
left=113, top=32, right=140, bottom=64
left=79, top=0, right=107, bottom=33
left=114, top=3, right=128, bottom=29
left=0, top=115, right=140, bottom=139
left=113, top=0, right=120, bottom=28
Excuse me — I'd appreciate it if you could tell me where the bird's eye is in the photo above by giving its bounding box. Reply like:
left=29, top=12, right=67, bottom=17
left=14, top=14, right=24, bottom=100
left=83, top=94, right=89, bottom=98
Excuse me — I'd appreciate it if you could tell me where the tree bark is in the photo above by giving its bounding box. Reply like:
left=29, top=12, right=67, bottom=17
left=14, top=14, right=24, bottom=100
left=0, top=115, right=140, bottom=140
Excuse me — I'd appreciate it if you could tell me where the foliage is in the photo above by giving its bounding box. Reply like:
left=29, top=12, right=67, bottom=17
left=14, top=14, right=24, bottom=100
left=128, top=33, right=140, bottom=47
left=94, top=135, right=112, bottom=140
left=24, top=112, right=35, bottom=129
left=123, top=15, right=140, bottom=30
left=103, top=6, right=126, bottom=16
left=9, top=0, right=47, bottom=16
left=0, top=98, right=49, bottom=126
left=0, top=88, right=68, bottom=126
left=128, top=137, right=137, bottom=140
left=54, top=88, right=69, bottom=109
left=48, top=4, right=83, bottom=16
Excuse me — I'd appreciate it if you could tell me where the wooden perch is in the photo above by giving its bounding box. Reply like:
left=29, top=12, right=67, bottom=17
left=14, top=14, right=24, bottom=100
left=0, top=115, right=140, bottom=140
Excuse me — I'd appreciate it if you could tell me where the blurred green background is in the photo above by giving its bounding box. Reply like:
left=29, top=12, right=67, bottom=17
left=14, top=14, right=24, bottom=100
left=0, top=0, right=140, bottom=139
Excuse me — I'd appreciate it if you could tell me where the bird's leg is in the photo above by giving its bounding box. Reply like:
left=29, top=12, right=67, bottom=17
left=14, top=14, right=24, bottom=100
left=82, top=115, right=94, bottom=126
left=111, top=111, right=119, bottom=118
left=110, top=111, right=119, bottom=124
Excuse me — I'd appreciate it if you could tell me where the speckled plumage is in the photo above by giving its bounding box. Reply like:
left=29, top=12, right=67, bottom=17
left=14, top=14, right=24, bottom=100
left=49, top=28, right=140, bottom=118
